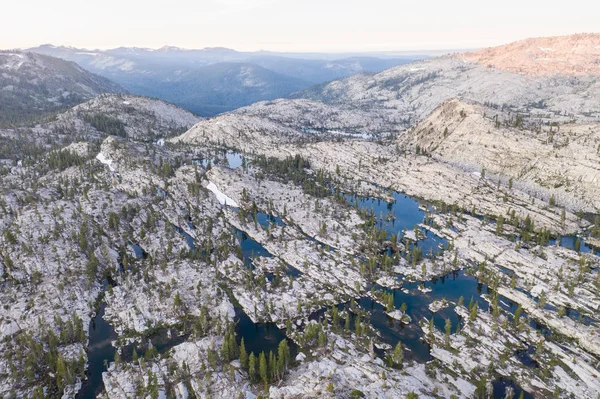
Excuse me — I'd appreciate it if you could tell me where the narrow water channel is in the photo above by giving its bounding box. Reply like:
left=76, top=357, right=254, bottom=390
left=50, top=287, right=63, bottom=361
left=76, top=303, right=116, bottom=399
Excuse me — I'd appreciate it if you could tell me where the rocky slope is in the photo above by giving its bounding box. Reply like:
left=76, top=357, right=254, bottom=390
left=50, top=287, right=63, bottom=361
left=233, top=98, right=402, bottom=138
left=0, top=94, right=200, bottom=161
left=0, top=51, right=125, bottom=125
left=398, top=99, right=600, bottom=213
left=173, top=113, right=303, bottom=149
left=56, top=94, right=201, bottom=140
left=295, top=34, right=600, bottom=129
left=459, top=33, right=600, bottom=76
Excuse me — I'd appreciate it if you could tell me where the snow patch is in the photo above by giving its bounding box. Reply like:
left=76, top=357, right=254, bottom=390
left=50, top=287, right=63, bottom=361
left=96, top=152, right=115, bottom=172
left=206, top=181, right=238, bottom=207
left=530, top=284, right=545, bottom=298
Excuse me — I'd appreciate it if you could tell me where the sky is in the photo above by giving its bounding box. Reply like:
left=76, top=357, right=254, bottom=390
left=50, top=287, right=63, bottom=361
left=3, top=0, right=599, bottom=52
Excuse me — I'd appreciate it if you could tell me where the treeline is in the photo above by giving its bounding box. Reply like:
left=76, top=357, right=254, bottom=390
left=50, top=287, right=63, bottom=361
left=0, top=134, right=48, bottom=163
left=0, top=94, right=72, bottom=128
left=83, top=114, right=127, bottom=137
left=253, top=154, right=333, bottom=198
left=46, top=149, right=86, bottom=172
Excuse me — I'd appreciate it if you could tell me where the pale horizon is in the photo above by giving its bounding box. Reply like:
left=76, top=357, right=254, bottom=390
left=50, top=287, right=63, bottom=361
left=3, top=0, right=599, bottom=53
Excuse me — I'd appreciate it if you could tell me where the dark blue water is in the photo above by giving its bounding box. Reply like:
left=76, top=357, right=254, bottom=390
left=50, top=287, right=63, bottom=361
left=76, top=303, right=116, bottom=399
left=156, top=188, right=167, bottom=200
left=256, top=212, right=285, bottom=229
left=345, top=191, right=424, bottom=240
left=192, top=151, right=244, bottom=169
left=308, top=270, right=489, bottom=363
left=415, top=229, right=448, bottom=257
left=311, top=264, right=554, bottom=369
left=120, top=330, right=189, bottom=362
left=233, top=225, right=302, bottom=278
left=367, top=270, right=492, bottom=362
left=345, top=191, right=447, bottom=257
left=345, top=190, right=584, bottom=340
left=233, top=227, right=272, bottom=269
left=234, top=307, right=296, bottom=358
left=357, top=297, right=433, bottom=362
left=130, top=243, right=147, bottom=259
left=515, top=346, right=539, bottom=368
left=77, top=279, right=189, bottom=398
left=549, top=235, right=600, bottom=255
left=174, top=225, right=196, bottom=250
left=491, top=377, right=533, bottom=399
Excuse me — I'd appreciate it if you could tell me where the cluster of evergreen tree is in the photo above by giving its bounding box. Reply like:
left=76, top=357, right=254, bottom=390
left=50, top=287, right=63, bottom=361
left=239, top=338, right=291, bottom=391
left=4, top=314, right=87, bottom=398
left=46, top=149, right=86, bottom=172
left=252, top=154, right=333, bottom=198
left=83, top=113, right=127, bottom=137
left=593, top=216, right=600, bottom=239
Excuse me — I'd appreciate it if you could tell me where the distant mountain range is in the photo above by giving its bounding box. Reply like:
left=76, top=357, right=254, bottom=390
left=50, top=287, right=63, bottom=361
left=0, top=51, right=125, bottom=126
left=28, top=45, right=426, bottom=116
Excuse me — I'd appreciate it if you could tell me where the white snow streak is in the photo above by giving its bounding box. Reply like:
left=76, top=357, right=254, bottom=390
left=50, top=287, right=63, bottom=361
left=206, top=181, right=238, bottom=207
left=96, top=152, right=115, bottom=172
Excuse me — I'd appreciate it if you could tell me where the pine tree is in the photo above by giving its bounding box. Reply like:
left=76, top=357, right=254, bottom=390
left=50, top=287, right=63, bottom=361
left=32, top=386, right=44, bottom=399
left=355, top=316, right=362, bottom=336
left=56, top=355, right=67, bottom=391
left=145, top=343, right=157, bottom=359
left=259, top=352, right=268, bottom=385
left=277, top=339, right=290, bottom=372
left=428, top=317, right=435, bottom=339
left=496, top=215, right=504, bottom=235
left=269, top=351, right=276, bottom=380
left=444, top=318, right=452, bottom=345
left=239, top=338, right=248, bottom=369
left=386, top=293, right=394, bottom=312
left=391, top=342, right=403, bottom=367
left=248, top=353, right=257, bottom=382
left=469, top=301, right=478, bottom=321
left=538, top=290, right=547, bottom=308
left=229, top=331, right=238, bottom=358
left=514, top=304, right=522, bottom=326
left=221, top=334, right=230, bottom=361
left=331, top=307, right=339, bottom=328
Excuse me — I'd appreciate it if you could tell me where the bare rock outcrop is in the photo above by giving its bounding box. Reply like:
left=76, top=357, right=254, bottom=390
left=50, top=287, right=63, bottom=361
left=460, top=33, right=600, bottom=76
left=399, top=99, right=600, bottom=212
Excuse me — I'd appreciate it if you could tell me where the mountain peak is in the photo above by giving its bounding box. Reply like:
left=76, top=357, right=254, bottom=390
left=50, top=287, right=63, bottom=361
left=460, top=33, right=600, bottom=76
left=156, top=45, right=187, bottom=52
